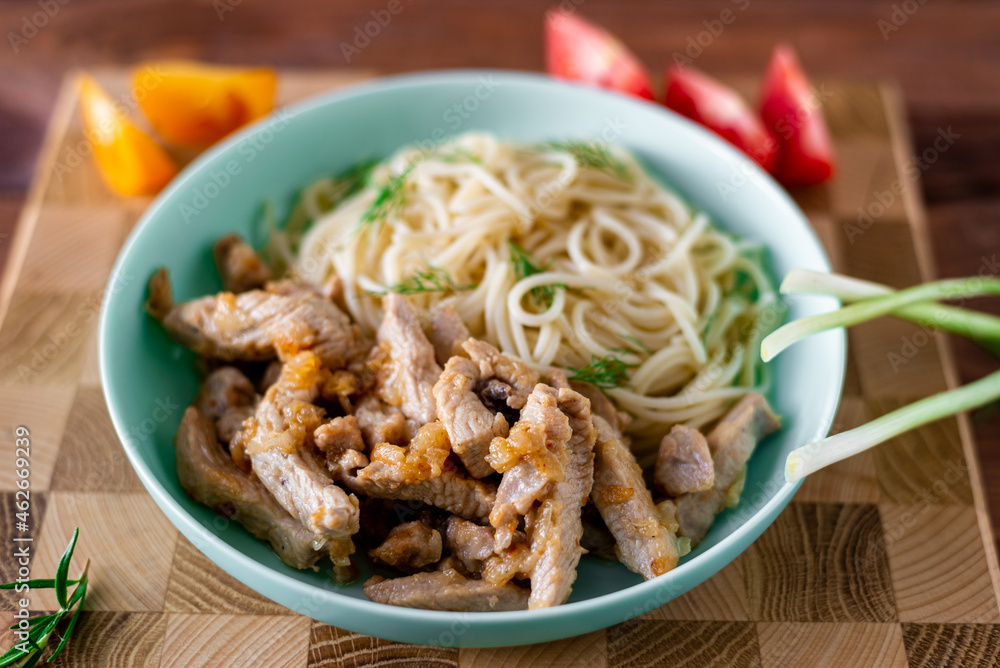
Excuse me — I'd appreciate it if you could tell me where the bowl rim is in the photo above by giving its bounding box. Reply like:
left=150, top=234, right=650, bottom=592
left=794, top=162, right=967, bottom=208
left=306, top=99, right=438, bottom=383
left=99, top=68, right=846, bottom=643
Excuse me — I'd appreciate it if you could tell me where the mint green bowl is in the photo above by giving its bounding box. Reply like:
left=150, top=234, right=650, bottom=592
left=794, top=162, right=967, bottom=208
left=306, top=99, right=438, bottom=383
left=99, top=70, right=845, bottom=647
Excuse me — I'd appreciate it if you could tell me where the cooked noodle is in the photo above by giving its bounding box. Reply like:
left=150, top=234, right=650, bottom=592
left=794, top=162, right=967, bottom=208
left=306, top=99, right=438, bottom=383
left=294, top=133, right=779, bottom=457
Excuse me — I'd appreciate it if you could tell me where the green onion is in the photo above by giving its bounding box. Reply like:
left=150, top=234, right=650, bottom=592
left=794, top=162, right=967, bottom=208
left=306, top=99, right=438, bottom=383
left=786, top=367, right=1000, bottom=482
left=761, top=276, right=1000, bottom=362
left=780, top=269, right=1000, bottom=355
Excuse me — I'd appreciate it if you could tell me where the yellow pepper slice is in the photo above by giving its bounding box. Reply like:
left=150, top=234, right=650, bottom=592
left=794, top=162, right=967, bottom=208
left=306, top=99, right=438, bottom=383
left=133, top=61, right=277, bottom=149
left=79, top=75, right=179, bottom=197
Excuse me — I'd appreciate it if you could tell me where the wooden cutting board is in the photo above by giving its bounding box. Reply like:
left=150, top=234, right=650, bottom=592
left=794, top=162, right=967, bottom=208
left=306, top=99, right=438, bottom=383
left=1, top=70, right=999, bottom=667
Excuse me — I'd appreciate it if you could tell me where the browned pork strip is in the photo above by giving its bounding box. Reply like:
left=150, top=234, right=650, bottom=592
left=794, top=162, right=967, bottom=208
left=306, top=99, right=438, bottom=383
left=527, top=387, right=597, bottom=609
left=175, top=406, right=321, bottom=570
left=340, top=422, right=497, bottom=523
left=213, top=234, right=272, bottom=293
left=592, top=415, right=678, bottom=580
left=344, top=464, right=497, bottom=524
left=655, top=424, right=715, bottom=496
left=463, top=339, right=539, bottom=409
left=146, top=268, right=365, bottom=369
left=369, top=520, right=443, bottom=572
left=675, top=393, right=780, bottom=545
left=353, top=394, right=412, bottom=448
left=313, top=415, right=368, bottom=480
left=194, top=366, right=258, bottom=444
left=430, top=303, right=470, bottom=365
left=433, top=356, right=509, bottom=478
left=363, top=571, right=529, bottom=612
left=489, top=384, right=572, bottom=550
left=234, top=352, right=360, bottom=542
left=370, top=294, right=441, bottom=424
left=444, top=516, right=497, bottom=572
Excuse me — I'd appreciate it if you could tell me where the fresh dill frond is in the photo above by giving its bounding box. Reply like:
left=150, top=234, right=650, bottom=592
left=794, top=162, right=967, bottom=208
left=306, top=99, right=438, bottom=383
left=377, top=266, right=477, bottom=295
left=567, top=354, right=637, bottom=390
left=357, top=163, right=415, bottom=235
left=508, top=241, right=565, bottom=309
left=539, top=140, right=632, bottom=182
left=355, top=147, right=481, bottom=237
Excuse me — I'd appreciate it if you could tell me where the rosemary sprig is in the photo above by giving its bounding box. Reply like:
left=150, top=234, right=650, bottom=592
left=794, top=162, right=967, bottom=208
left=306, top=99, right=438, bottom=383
left=376, top=266, right=477, bottom=295
left=539, top=140, right=632, bottom=182
left=567, top=354, right=637, bottom=390
left=0, top=528, right=89, bottom=666
left=508, top=242, right=565, bottom=309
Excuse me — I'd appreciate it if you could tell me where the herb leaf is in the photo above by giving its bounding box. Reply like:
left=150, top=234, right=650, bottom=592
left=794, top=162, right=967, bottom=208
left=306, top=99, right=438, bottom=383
left=378, top=266, right=477, bottom=295
left=356, top=162, right=417, bottom=237
left=567, top=354, right=637, bottom=390
left=508, top=242, right=565, bottom=309
left=0, top=529, right=89, bottom=667
left=539, top=140, right=631, bottom=182
left=54, top=528, right=79, bottom=609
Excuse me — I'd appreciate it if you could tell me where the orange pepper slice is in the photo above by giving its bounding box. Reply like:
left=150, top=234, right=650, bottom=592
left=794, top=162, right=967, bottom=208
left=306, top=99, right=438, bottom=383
left=79, top=75, right=179, bottom=197
left=133, top=61, right=276, bottom=149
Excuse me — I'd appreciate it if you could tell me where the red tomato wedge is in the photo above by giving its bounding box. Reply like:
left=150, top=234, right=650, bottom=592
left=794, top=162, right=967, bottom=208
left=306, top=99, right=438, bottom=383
left=759, top=44, right=836, bottom=187
left=664, top=65, right=778, bottom=173
left=545, top=10, right=654, bottom=100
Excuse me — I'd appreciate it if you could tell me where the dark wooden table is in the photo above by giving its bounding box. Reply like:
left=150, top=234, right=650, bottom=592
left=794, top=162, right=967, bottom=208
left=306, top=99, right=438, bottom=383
left=1, top=0, right=997, bottom=554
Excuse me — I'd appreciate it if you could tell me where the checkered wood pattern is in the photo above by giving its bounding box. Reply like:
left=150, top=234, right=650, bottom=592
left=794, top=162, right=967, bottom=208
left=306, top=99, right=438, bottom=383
left=0, top=71, right=998, bottom=667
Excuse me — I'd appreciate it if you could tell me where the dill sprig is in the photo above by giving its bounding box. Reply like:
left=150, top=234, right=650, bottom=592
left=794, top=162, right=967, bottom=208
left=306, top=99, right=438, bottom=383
left=357, top=163, right=415, bottom=236
left=567, top=354, right=637, bottom=390
left=508, top=242, right=565, bottom=309
left=0, top=528, right=89, bottom=667
left=539, top=140, right=632, bottom=182
left=356, top=148, right=481, bottom=236
left=377, top=266, right=477, bottom=295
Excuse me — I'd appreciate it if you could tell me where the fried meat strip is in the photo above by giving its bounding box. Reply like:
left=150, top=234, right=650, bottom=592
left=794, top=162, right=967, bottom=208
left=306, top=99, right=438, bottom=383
left=369, top=294, right=441, bottom=424
left=194, top=366, right=258, bottom=444
left=592, top=414, right=679, bottom=580
left=363, top=570, right=528, bottom=612
left=526, top=387, right=596, bottom=608
left=213, top=234, right=272, bottom=293
left=369, top=520, right=443, bottom=572
left=433, top=356, right=509, bottom=478
left=488, top=384, right=571, bottom=550
left=340, top=422, right=497, bottom=523
left=675, top=394, right=780, bottom=545
left=655, top=424, right=714, bottom=496
left=234, top=351, right=360, bottom=542
left=175, top=406, right=321, bottom=570
left=146, top=268, right=365, bottom=369
left=430, top=303, right=470, bottom=365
